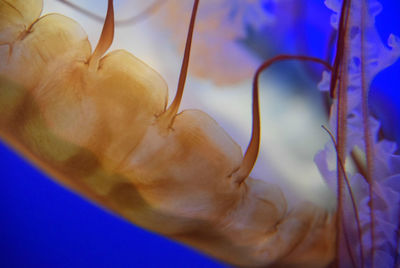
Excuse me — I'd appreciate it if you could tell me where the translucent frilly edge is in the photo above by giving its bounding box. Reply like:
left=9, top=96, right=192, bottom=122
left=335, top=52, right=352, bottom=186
left=315, top=0, right=400, bottom=266
left=226, top=0, right=276, bottom=38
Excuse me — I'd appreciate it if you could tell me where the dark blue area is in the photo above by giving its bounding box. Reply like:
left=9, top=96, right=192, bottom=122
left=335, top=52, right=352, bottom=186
left=370, top=0, right=400, bottom=146
left=0, top=142, right=225, bottom=268
left=260, top=0, right=275, bottom=14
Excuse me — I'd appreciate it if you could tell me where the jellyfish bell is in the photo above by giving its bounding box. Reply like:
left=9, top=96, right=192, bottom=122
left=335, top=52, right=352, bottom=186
left=2, top=0, right=400, bottom=267
left=0, top=0, right=337, bottom=267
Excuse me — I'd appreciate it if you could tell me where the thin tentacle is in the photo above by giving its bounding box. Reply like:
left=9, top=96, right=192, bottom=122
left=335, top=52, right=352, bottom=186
left=158, top=0, right=199, bottom=128
left=234, top=55, right=332, bottom=184
left=88, top=0, right=114, bottom=71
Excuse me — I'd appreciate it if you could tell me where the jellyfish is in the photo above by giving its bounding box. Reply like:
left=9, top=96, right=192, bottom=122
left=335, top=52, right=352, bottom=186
left=1, top=0, right=400, bottom=267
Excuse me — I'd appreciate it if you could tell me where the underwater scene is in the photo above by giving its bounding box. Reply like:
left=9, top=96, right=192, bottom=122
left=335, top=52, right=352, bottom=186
left=0, top=0, right=400, bottom=267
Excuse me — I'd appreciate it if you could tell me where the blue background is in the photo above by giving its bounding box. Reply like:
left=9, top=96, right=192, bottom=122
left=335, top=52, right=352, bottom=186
left=0, top=141, right=226, bottom=268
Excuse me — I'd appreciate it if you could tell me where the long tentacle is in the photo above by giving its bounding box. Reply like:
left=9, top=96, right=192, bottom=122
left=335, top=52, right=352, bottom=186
left=158, top=0, right=199, bottom=128
left=322, top=125, right=365, bottom=268
left=234, top=55, right=332, bottom=184
left=88, top=0, right=115, bottom=71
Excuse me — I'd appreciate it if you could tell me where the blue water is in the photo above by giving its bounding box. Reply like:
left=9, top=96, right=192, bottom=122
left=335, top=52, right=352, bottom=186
left=0, top=141, right=226, bottom=268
